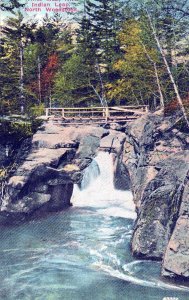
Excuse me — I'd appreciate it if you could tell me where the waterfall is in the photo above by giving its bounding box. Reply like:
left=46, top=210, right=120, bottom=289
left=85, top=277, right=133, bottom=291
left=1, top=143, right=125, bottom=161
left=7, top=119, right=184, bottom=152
left=79, top=159, right=100, bottom=190
left=71, top=152, right=136, bottom=219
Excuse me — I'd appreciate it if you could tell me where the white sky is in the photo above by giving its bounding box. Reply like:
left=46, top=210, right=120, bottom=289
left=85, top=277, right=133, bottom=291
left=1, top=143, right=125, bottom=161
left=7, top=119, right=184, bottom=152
left=0, top=0, right=83, bottom=24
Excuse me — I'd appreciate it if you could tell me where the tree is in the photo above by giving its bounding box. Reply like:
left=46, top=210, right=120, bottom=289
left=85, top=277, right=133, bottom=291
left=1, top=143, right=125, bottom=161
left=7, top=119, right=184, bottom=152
left=77, top=0, right=125, bottom=68
left=121, top=0, right=189, bottom=119
left=106, top=19, right=164, bottom=107
left=145, top=0, right=189, bottom=67
left=34, top=14, right=68, bottom=56
left=76, top=0, right=126, bottom=106
left=1, top=11, right=36, bottom=113
left=0, top=0, right=24, bottom=11
left=25, top=14, right=68, bottom=106
left=40, top=53, right=59, bottom=102
left=53, top=53, right=96, bottom=107
left=0, top=42, right=20, bottom=113
left=146, top=10, right=189, bottom=126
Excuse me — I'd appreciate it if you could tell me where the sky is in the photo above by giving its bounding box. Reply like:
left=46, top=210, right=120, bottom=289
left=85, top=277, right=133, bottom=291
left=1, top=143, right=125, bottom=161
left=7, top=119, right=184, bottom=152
left=24, top=0, right=82, bottom=20
left=0, top=0, right=83, bottom=24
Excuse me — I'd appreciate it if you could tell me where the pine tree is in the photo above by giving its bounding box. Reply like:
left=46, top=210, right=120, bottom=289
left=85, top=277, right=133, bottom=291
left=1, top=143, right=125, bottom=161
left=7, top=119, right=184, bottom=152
left=0, top=0, right=24, bottom=11
left=76, top=0, right=125, bottom=106
left=78, top=0, right=124, bottom=68
left=1, top=12, right=36, bottom=113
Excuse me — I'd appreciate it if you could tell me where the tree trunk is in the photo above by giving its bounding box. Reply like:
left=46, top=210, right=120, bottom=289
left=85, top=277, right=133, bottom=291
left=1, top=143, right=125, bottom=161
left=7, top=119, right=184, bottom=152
left=153, top=62, right=164, bottom=109
left=38, top=56, right=42, bottom=104
left=147, top=11, right=189, bottom=128
left=141, top=42, right=164, bottom=109
left=89, top=82, right=104, bottom=107
left=20, top=40, right=24, bottom=114
left=96, top=61, right=108, bottom=107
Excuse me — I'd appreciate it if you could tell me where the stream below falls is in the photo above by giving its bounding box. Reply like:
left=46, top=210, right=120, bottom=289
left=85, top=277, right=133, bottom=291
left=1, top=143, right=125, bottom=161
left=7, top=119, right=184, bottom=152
left=0, top=152, right=189, bottom=300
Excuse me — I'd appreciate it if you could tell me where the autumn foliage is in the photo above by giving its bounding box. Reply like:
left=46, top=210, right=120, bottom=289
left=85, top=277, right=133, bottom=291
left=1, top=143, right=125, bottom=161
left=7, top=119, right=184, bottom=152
left=41, top=53, right=59, bottom=94
left=29, top=53, right=59, bottom=101
left=165, top=96, right=189, bottom=116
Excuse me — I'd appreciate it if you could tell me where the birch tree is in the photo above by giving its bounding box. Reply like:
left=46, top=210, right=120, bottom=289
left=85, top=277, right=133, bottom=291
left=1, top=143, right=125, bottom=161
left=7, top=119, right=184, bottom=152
left=146, top=10, right=189, bottom=127
left=106, top=19, right=164, bottom=107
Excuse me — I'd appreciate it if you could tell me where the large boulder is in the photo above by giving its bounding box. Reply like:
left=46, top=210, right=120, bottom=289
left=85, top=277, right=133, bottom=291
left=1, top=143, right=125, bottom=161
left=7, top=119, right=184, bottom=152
left=0, top=122, right=127, bottom=223
left=0, top=123, right=106, bottom=222
left=162, top=173, right=189, bottom=278
left=122, top=113, right=189, bottom=277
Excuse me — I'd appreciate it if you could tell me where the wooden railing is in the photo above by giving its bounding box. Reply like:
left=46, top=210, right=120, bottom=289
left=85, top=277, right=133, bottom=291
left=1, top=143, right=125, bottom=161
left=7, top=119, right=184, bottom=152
left=44, top=105, right=149, bottom=124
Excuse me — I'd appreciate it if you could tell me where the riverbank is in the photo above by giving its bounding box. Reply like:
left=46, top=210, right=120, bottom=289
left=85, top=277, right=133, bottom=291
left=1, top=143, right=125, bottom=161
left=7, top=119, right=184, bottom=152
left=0, top=112, right=189, bottom=280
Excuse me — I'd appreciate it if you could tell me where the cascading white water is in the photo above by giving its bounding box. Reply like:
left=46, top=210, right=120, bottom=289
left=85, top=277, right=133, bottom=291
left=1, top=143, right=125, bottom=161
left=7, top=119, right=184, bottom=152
left=79, top=159, right=100, bottom=190
left=71, top=151, right=137, bottom=219
left=0, top=154, right=187, bottom=299
left=70, top=152, right=189, bottom=293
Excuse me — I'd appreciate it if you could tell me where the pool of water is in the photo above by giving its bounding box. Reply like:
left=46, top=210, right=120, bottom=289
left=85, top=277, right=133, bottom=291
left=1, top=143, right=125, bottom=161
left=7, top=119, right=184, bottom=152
left=0, top=152, right=188, bottom=300
left=0, top=207, right=188, bottom=300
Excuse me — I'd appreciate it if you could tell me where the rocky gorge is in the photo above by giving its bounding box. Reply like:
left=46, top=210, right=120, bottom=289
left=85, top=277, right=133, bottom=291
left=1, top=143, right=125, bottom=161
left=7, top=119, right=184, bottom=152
left=0, top=112, right=189, bottom=281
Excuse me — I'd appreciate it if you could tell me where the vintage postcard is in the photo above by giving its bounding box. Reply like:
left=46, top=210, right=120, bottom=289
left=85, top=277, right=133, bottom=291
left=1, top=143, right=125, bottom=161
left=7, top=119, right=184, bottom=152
left=0, top=0, right=189, bottom=299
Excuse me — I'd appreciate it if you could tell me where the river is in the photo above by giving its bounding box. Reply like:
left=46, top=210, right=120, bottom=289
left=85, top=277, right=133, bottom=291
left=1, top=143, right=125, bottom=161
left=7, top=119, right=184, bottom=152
left=0, top=152, right=188, bottom=300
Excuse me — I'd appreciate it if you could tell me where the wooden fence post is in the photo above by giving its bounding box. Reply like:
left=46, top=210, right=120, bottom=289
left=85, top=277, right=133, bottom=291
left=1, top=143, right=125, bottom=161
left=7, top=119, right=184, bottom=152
left=46, top=108, right=49, bottom=117
left=105, top=107, right=109, bottom=122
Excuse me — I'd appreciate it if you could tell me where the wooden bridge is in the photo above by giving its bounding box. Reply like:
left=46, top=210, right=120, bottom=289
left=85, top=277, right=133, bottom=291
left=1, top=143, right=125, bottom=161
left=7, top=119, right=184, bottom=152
left=44, top=105, right=149, bottom=125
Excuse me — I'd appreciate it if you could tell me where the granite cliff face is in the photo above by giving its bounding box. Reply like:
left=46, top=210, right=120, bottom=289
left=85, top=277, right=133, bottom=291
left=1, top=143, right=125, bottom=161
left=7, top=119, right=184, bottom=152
left=0, top=122, right=126, bottom=223
left=0, top=113, right=189, bottom=279
left=0, top=124, right=104, bottom=220
left=122, top=113, right=189, bottom=278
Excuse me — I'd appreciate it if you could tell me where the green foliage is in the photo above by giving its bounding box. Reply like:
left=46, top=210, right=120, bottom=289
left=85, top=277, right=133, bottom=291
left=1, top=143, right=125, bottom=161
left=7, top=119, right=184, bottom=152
left=0, top=0, right=189, bottom=114
left=77, top=0, right=125, bottom=76
left=0, top=120, right=32, bottom=143
left=24, top=44, right=40, bottom=81
left=53, top=53, right=95, bottom=106
left=74, top=0, right=127, bottom=106
left=0, top=11, right=37, bottom=112
left=0, top=118, right=42, bottom=145
left=106, top=20, right=161, bottom=105
left=29, top=104, right=45, bottom=117
left=0, top=12, right=67, bottom=112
